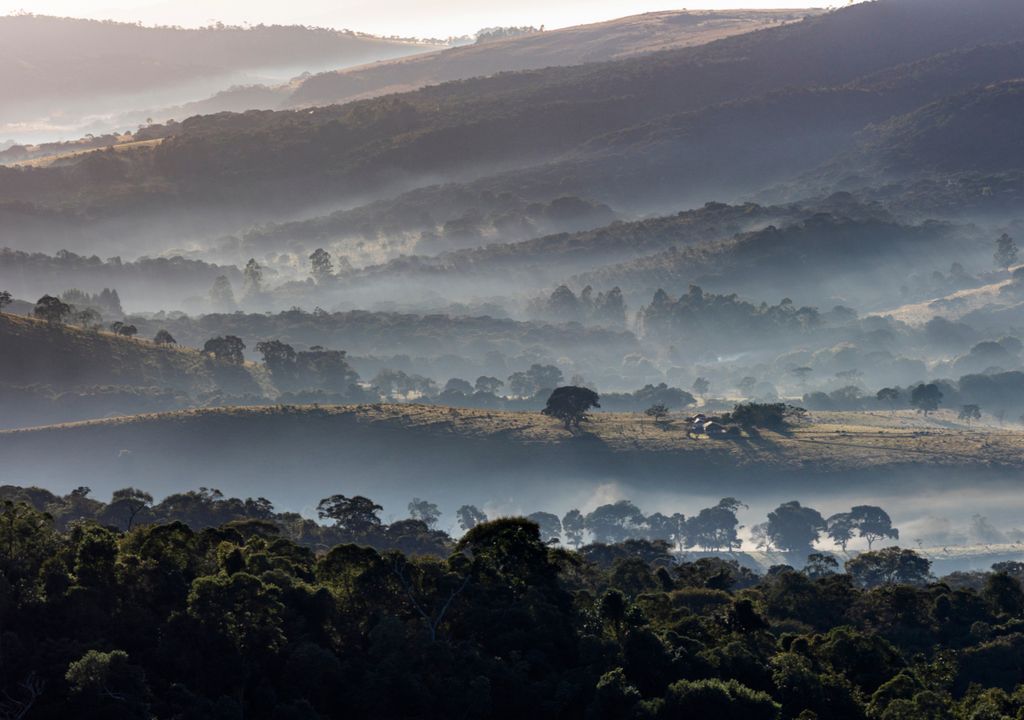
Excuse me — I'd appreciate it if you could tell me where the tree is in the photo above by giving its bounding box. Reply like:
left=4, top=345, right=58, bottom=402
left=804, top=553, right=840, bottom=579
left=645, top=403, right=670, bottom=424
left=208, top=275, right=236, bottom=311
left=456, top=505, right=487, bottom=532
left=542, top=386, right=600, bottom=429
left=877, top=387, right=900, bottom=414
left=203, top=335, right=246, bottom=364
left=73, top=307, right=103, bottom=329
left=408, top=498, right=441, bottom=528
left=310, top=248, right=334, bottom=283
left=0, top=290, right=11, bottom=313
left=685, top=498, right=745, bottom=551
left=256, top=339, right=297, bottom=377
left=910, top=383, right=942, bottom=415
left=110, top=487, right=153, bottom=530
left=117, top=323, right=138, bottom=338
left=750, top=522, right=773, bottom=552
left=474, top=376, right=504, bottom=395
left=242, top=258, right=263, bottom=296
left=526, top=511, right=562, bottom=543
left=995, top=233, right=1018, bottom=269
left=692, top=377, right=711, bottom=399
left=826, top=512, right=856, bottom=551
left=562, top=509, right=586, bottom=548
left=585, top=501, right=645, bottom=544
left=849, top=505, right=899, bottom=550
left=845, top=547, right=931, bottom=588
left=316, top=494, right=382, bottom=536
left=959, top=404, right=982, bottom=425
left=33, top=294, right=72, bottom=324
left=765, top=501, right=826, bottom=553
left=153, top=329, right=176, bottom=345
left=443, top=378, right=474, bottom=396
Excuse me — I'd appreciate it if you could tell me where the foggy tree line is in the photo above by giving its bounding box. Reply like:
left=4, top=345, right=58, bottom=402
left=1, top=484, right=900, bottom=557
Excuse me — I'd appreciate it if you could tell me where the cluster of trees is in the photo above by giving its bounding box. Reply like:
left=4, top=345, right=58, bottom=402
left=639, top=285, right=821, bottom=345
left=5, top=487, right=1024, bottom=719
left=803, top=372, right=1024, bottom=422
left=527, top=284, right=627, bottom=326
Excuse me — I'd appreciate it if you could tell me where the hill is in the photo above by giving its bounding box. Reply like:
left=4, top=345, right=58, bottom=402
left=1, top=404, right=1022, bottom=514
left=7, top=0, right=1024, bottom=236
left=0, top=14, right=440, bottom=143
left=287, top=10, right=811, bottom=107
left=0, top=312, right=269, bottom=427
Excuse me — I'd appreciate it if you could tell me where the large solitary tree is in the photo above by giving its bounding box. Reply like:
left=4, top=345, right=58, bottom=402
left=995, top=232, right=1019, bottom=269
left=542, top=386, right=600, bottom=429
left=910, top=383, right=943, bottom=415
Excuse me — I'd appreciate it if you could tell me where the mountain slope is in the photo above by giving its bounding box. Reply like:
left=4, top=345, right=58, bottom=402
left=9, top=0, right=1024, bottom=228
left=288, top=10, right=812, bottom=107
left=0, top=15, right=440, bottom=142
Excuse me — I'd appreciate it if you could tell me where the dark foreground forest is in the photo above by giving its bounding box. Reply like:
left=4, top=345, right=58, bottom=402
left=5, top=496, right=1024, bottom=719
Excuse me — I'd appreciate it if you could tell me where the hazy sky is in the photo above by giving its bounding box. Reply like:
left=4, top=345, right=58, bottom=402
left=4, top=1, right=835, bottom=38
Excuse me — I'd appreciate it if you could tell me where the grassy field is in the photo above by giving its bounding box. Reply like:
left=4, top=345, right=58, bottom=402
left=7, top=402, right=1023, bottom=472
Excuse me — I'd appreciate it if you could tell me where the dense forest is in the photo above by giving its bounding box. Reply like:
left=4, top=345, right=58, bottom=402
left=5, top=492, right=1024, bottom=719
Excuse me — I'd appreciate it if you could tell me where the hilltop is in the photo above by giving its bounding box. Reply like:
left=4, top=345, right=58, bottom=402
left=2, top=404, right=1022, bottom=511
left=0, top=312, right=270, bottom=426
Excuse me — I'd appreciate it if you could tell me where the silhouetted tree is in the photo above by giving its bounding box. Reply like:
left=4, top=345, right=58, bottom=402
left=644, top=403, right=670, bottom=424
left=310, top=248, right=334, bottom=283
left=765, top=501, right=826, bottom=553
left=242, top=258, right=263, bottom=296
left=153, top=329, right=176, bottom=345
left=849, top=505, right=899, bottom=550
left=474, top=376, right=504, bottom=395
left=316, top=494, right=382, bottom=537
left=562, top=509, right=585, bottom=548
left=0, top=290, right=11, bottom=313
left=877, top=387, right=900, bottom=413
left=959, top=404, right=982, bottom=424
left=456, top=505, right=487, bottom=532
left=408, top=498, right=441, bottom=528
left=109, top=487, right=153, bottom=529
left=542, top=385, right=600, bottom=429
left=33, top=295, right=72, bottom=324
left=910, top=383, right=943, bottom=415
left=203, top=335, right=246, bottom=364
left=526, top=511, right=562, bottom=543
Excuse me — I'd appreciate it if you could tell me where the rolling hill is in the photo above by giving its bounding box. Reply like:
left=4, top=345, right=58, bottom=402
left=7, top=0, right=1024, bottom=237
left=287, top=10, right=812, bottom=107
left=0, top=14, right=441, bottom=143
left=1, top=404, right=1021, bottom=514
left=0, top=312, right=270, bottom=427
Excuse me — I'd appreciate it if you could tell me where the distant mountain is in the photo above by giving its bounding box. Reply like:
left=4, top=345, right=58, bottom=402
left=287, top=10, right=812, bottom=107
left=5, top=0, right=1024, bottom=250
left=0, top=14, right=440, bottom=141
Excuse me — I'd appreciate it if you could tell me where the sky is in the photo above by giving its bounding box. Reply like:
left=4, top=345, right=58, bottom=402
left=2, top=1, right=837, bottom=38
